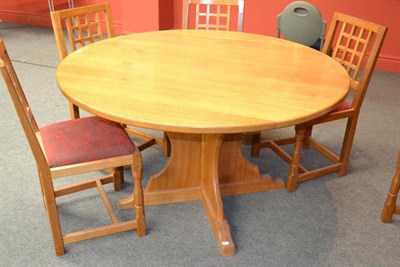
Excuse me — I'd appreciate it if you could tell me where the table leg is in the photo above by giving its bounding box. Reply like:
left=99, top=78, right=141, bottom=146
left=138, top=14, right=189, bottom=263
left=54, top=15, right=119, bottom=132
left=200, top=134, right=235, bottom=255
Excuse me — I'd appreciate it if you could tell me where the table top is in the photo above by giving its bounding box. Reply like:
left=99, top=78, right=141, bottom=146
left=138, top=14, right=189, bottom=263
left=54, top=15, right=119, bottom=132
left=56, top=30, right=350, bottom=134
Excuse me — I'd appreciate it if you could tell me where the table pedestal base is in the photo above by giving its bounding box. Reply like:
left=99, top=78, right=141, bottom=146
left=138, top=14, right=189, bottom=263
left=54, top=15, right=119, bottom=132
left=119, top=132, right=284, bottom=256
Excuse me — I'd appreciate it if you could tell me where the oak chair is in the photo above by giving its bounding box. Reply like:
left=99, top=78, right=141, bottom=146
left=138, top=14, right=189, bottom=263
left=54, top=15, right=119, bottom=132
left=0, top=38, right=145, bottom=256
left=252, top=12, right=387, bottom=192
left=381, top=152, right=400, bottom=223
left=50, top=3, right=168, bottom=153
left=182, top=0, right=245, bottom=31
left=277, top=1, right=326, bottom=51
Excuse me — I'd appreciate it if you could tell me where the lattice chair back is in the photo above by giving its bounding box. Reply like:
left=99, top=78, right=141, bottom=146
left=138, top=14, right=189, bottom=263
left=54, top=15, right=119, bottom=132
left=51, top=3, right=115, bottom=60
left=182, top=0, right=244, bottom=31
left=323, top=12, right=387, bottom=111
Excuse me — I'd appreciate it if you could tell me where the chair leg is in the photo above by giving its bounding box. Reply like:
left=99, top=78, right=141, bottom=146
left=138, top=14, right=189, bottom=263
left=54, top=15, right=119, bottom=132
left=69, top=102, right=80, bottom=119
left=381, top=153, right=400, bottom=223
left=251, top=132, right=261, bottom=157
left=286, top=127, right=306, bottom=192
left=302, top=126, right=313, bottom=148
left=338, top=115, right=358, bottom=176
left=37, top=167, right=47, bottom=210
left=113, top=166, right=124, bottom=191
left=42, top=172, right=65, bottom=256
left=381, top=194, right=397, bottom=223
left=132, top=151, right=146, bottom=236
left=162, top=133, right=171, bottom=157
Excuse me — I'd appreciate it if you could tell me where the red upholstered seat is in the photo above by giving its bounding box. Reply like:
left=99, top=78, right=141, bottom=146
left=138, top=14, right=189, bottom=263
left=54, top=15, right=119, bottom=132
left=330, top=100, right=353, bottom=112
left=40, top=116, right=135, bottom=167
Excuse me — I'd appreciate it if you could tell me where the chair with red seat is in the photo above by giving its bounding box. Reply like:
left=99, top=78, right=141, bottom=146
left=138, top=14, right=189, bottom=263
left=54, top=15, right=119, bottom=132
left=50, top=3, right=169, bottom=153
left=0, top=38, right=146, bottom=256
left=251, top=12, right=387, bottom=192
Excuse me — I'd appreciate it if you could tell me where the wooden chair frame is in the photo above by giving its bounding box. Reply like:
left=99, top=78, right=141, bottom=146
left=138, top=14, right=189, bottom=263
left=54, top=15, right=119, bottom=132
left=0, top=38, right=146, bottom=256
left=182, top=0, right=244, bottom=31
left=381, top=152, right=400, bottom=223
left=251, top=12, right=387, bottom=192
left=50, top=3, right=169, bottom=154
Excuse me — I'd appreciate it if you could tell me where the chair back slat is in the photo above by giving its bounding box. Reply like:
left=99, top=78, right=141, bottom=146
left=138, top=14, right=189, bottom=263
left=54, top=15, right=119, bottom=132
left=51, top=3, right=115, bottom=60
left=322, top=12, right=387, bottom=109
left=0, top=39, right=49, bottom=170
left=183, top=0, right=244, bottom=31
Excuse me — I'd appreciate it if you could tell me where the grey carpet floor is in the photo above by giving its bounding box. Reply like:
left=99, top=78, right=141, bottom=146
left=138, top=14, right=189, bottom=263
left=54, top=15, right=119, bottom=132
left=0, top=22, right=399, bottom=267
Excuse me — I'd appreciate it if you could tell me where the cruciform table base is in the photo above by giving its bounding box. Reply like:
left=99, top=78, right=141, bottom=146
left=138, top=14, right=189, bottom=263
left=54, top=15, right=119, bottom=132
left=119, top=132, right=284, bottom=256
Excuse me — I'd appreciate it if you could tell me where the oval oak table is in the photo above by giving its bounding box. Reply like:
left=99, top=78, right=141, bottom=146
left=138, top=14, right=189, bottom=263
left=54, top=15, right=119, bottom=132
left=56, top=30, right=350, bottom=256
